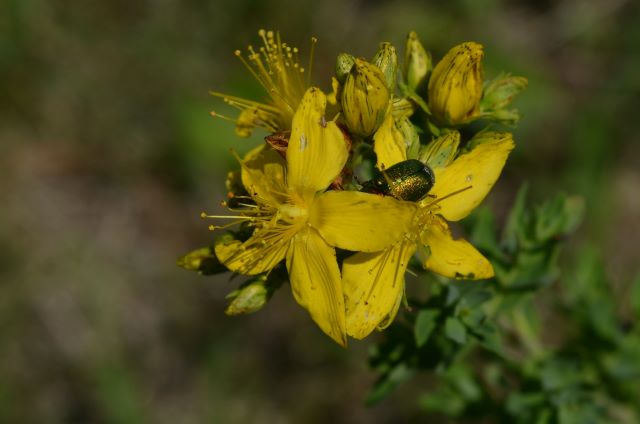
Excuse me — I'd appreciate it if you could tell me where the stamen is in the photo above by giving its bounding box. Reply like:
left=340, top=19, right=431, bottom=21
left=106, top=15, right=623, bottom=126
left=234, top=49, right=273, bottom=94
left=210, top=111, right=235, bottom=122
left=201, top=211, right=253, bottom=220
left=307, top=36, right=317, bottom=86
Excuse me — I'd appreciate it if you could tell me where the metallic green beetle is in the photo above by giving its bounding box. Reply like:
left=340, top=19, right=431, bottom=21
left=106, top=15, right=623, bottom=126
left=361, top=159, right=435, bottom=202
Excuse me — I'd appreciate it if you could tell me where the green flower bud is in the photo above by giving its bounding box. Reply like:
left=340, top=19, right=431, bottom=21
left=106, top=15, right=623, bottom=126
left=428, top=42, right=484, bottom=126
left=403, top=31, right=432, bottom=91
left=372, top=42, right=398, bottom=92
left=481, top=73, right=528, bottom=111
left=479, top=73, right=528, bottom=125
left=341, top=58, right=390, bottom=138
left=418, top=131, right=461, bottom=168
left=225, top=275, right=272, bottom=315
left=177, top=234, right=236, bottom=275
left=484, top=108, right=521, bottom=126
left=335, top=53, right=356, bottom=84
left=396, top=116, right=421, bottom=159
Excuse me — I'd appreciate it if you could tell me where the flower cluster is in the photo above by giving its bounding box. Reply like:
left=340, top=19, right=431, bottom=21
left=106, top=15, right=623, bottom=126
left=180, top=30, right=527, bottom=346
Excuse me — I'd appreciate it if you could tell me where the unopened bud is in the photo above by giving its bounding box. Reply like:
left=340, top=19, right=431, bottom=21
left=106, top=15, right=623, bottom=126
left=341, top=58, right=390, bottom=138
left=396, top=116, right=420, bottom=159
left=372, top=42, right=398, bottom=92
left=177, top=236, right=234, bottom=275
left=481, top=74, right=527, bottom=111
left=428, top=42, right=484, bottom=126
left=404, top=31, right=432, bottom=91
left=335, top=53, right=356, bottom=84
left=419, top=131, right=461, bottom=168
left=225, top=276, right=271, bottom=315
left=480, top=73, right=527, bottom=125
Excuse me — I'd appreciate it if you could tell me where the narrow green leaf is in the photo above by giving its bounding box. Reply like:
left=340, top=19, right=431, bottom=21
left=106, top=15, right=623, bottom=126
left=366, top=363, right=415, bottom=405
left=629, top=272, right=640, bottom=319
left=445, top=317, right=467, bottom=344
left=502, top=183, right=529, bottom=254
left=414, top=309, right=440, bottom=347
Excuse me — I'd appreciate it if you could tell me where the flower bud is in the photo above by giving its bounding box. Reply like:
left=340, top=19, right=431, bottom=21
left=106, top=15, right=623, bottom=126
left=418, top=131, right=460, bottom=168
left=481, top=74, right=528, bottom=111
left=177, top=234, right=236, bottom=275
left=396, top=116, right=420, bottom=159
left=403, top=31, right=432, bottom=91
left=480, top=73, right=527, bottom=125
left=428, top=42, right=484, bottom=126
left=372, top=42, right=398, bottom=92
left=225, top=276, right=271, bottom=315
left=335, top=53, right=356, bottom=84
left=341, top=58, right=390, bottom=138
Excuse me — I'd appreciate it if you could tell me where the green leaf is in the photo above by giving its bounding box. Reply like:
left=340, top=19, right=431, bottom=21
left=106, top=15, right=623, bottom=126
left=447, top=364, right=482, bottom=401
left=445, top=317, right=467, bottom=344
left=445, top=284, right=461, bottom=306
left=414, top=309, right=440, bottom=347
left=459, top=308, right=485, bottom=329
left=630, top=271, right=640, bottom=319
left=506, top=391, right=546, bottom=417
left=475, top=323, right=503, bottom=355
left=534, top=194, right=585, bottom=242
left=366, top=363, right=415, bottom=406
left=461, top=287, right=493, bottom=308
left=502, top=183, right=529, bottom=254
left=419, top=387, right=466, bottom=416
left=466, top=207, right=504, bottom=261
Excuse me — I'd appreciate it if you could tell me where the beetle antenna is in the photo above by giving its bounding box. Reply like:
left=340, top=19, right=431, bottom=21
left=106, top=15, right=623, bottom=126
left=427, top=185, right=472, bottom=207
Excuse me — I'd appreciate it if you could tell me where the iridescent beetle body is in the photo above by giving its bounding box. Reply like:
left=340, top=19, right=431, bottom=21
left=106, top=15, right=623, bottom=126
left=361, top=159, right=435, bottom=202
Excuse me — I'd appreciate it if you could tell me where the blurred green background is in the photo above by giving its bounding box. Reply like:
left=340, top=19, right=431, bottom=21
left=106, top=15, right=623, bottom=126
left=1, top=0, right=638, bottom=422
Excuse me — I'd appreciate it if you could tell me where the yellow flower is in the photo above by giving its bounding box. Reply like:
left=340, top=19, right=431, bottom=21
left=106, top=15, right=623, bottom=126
left=207, top=88, right=417, bottom=346
left=210, top=30, right=316, bottom=137
left=342, top=131, right=514, bottom=339
left=428, top=42, right=484, bottom=126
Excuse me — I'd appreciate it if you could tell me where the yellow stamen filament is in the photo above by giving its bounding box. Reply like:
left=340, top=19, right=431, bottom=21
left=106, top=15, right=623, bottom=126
left=210, top=30, right=316, bottom=134
left=210, top=111, right=235, bottom=122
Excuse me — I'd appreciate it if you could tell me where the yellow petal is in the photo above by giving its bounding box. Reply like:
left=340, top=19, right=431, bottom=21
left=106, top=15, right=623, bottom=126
left=343, top=241, right=416, bottom=339
left=420, top=216, right=493, bottom=279
left=373, top=111, right=407, bottom=170
left=215, top=228, right=290, bottom=276
left=327, top=76, right=341, bottom=106
left=241, top=144, right=287, bottom=205
left=310, top=191, right=417, bottom=252
left=286, top=227, right=347, bottom=346
left=429, top=132, right=514, bottom=221
left=287, top=87, right=348, bottom=199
